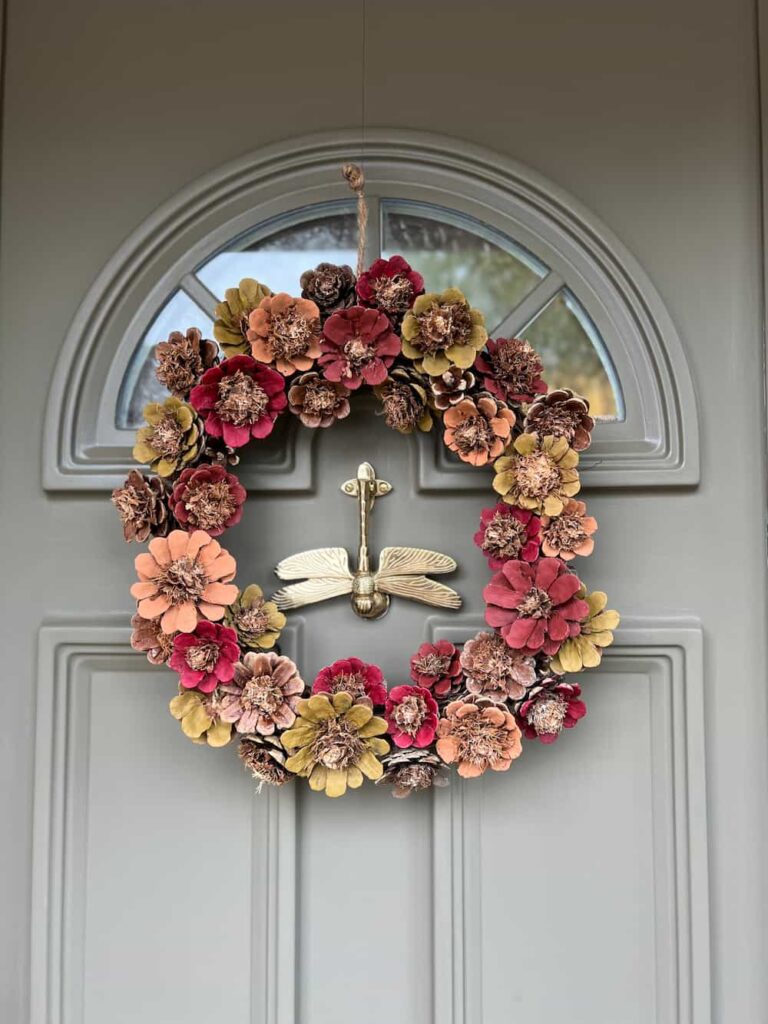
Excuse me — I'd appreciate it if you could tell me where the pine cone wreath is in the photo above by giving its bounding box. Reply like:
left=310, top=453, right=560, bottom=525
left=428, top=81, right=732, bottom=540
left=377, top=747, right=449, bottom=798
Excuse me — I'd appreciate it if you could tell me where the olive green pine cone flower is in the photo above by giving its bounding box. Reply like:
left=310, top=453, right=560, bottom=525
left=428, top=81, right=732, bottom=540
left=213, top=278, right=273, bottom=356
left=133, top=396, right=202, bottom=478
left=169, top=689, right=232, bottom=747
left=281, top=692, right=390, bottom=798
left=550, top=591, right=620, bottom=673
left=493, top=432, right=580, bottom=516
left=225, top=584, right=286, bottom=649
left=401, top=287, right=487, bottom=375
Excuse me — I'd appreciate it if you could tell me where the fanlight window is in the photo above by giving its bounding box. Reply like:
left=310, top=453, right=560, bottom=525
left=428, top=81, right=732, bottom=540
left=117, top=201, right=623, bottom=429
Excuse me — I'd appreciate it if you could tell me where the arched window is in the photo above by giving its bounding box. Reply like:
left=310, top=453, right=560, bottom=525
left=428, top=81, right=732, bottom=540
left=44, top=131, right=698, bottom=490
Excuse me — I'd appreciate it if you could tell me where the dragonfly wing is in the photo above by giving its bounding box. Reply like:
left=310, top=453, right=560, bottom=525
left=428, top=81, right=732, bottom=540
left=275, top=547, right=351, bottom=581
left=377, top=546, right=457, bottom=578
left=375, top=574, right=462, bottom=609
left=271, top=577, right=353, bottom=611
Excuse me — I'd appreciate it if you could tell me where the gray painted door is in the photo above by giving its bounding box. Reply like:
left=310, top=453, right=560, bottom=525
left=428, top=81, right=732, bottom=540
left=2, top=2, right=767, bottom=1023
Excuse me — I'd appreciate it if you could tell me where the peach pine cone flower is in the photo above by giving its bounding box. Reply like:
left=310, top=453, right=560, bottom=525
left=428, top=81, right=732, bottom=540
left=493, top=432, right=580, bottom=516
left=281, top=692, right=390, bottom=798
left=169, top=687, right=232, bottom=746
left=247, top=293, right=322, bottom=375
left=132, top=396, right=202, bottom=478
left=131, top=529, right=238, bottom=634
left=214, top=278, right=273, bottom=357
left=219, top=651, right=304, bottom=736
left=550, top=591, right=620, bottom=673
left=443, top=395, right=515, bottom=466
left=436, top=698, right=522, bottom=778
left=401, top=288, right=487, bottom=375
left=540, top=499, right=597, bottom=560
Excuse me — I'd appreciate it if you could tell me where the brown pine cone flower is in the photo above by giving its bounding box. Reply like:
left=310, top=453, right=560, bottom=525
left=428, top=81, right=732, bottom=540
left=460, top=630, right=536, bottom=702
left=429, top=366, right=477, bottom=410
left=524, top=388, right=594, bottom=451
left=377, top=748, right=449, bottom=798
left=214, top=278, right=273, bottom=357
left=374, top=368, right=433, bottom=434
left=288, top=372, right=351, bottom=428
left=474, top=337, right=547, bottom=404
left=238, top=735, right=292, bottom=788
left=300, top=263, right=357, bottom=317
left=170, top=464, right=246, bottom=536
left=154, top=327, right=218, bottom=398
left=112, top=470, right=169, bottom=542
left=443, top=395, right=515, bottom=466
left=130, top=612, right=176, bottom=665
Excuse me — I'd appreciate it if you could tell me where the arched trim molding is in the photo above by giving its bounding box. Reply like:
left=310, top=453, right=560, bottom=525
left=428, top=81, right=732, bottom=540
left=43, top=129, right=699, bottom=491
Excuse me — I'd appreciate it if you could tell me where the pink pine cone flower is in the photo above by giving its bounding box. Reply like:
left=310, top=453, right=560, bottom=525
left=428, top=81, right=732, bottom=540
left=312, top=657, right=388, bottom=707
left=189, top=354, right=287, bottom=447
left=483, top=557, right=589, bottom=656
left=409, top=640, right=463, bottom=696
left=474, top=503, right=541, bottom=568
left=385, top=684, right=439, bottom=749
left=518, top=679, right=587, bottom=743
left=169, top=620, right=240, bottom=693
left=220, top=651, right=305, bottom=735
left=319, top=306, right=401, bottom=389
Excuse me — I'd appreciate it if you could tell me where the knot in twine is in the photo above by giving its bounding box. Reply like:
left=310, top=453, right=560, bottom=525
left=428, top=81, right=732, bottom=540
left=343, top=162, right=368, bottom=277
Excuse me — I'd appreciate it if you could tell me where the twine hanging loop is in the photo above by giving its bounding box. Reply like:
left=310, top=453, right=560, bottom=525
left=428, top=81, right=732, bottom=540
left=343, top=162, right=368, bottom=277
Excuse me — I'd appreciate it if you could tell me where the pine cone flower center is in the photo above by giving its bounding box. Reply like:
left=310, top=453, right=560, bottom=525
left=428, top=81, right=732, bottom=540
left=157, top=557, right=209, bottom=605
left=412, top=652, right=452, bottom=678
left=301, top=378, right=341, bottom=414
left=214, top=370, right=268, bottom=426
left=343, top=335, right=376, bottom=368
left=381, top=383, right=420, bottom=431
left=392, top=695, right=429, bottom=737
left=515, top=452, right=561, bottom=499
left=234, top=603, right=270, bottom=637
left=371, top=274, right=414, bottom=314
left=527, top=695, right=568, bottom=736
left=490, top=339, right=538, bottom=387
left=239, top=742, right=289, bottom=787
left=516, top=585, right=553, bottom=619
left=325, top=671, right=368, bottom=699
left=312, top=718, right=366, bottom=770
left=542, top=511, right=588, bottom=551
left=452, top=714, right=511, bottom=767
left=451, top=413, right=494, bottom=456
left=269, top=309, right=316, bottom=360
left=395, top=764, right=436, bottom=792
left=182, top=480, right=238, bottom=532
left=185, top=641, right=221, bottom=673
left=416, top=302, right=472, bottom=353
left=243, top=675, right=286, bottom=716
left=529, top=405, right=581, bottom=444
left=149, top=414, right=185, bottom=458
left=481, top=511, right=529, bottom=560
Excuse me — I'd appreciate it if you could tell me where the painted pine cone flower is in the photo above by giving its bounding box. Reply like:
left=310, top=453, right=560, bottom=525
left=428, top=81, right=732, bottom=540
left=319, top=306, right=401, bottom=389
left=356, top=255, right=424, bottom=323
left=247, top=293, right=322, bottom=375
left=130, top=612, right=175, bottom=665
left=112, top=470, right=169, bottom=542
left=170, top=464, right=246, bottom=536
left=493, top=433, right=580, bottom=516
left=410, top=641, right=463, bottom=697
left=483, top=557, right=590, bottom=656
left=524, top=388, right=594, bottom=452
left=219, top=651, right=304, bottom=736
left=154, top=327, right=218, bottom=398
left=189, top=355, right=287, bottom=447
left=377, top=748, right=448, bottom=798
left=169, top=687, right=232, bottom=746
left=550, top=591, right=620, bottom=673
left=287, top=372, right=351, bottom=428
left=226, top=584, right=285, bottom=650
left=312, top=657, right=387, bottom=707
left=133, top=397, right=202, bottom=477
left=374, top=367, right=433, bottom=434
left=436, top=698, right=522, bottom=778
left=238, top=735, right=292, bottom=788
left=281, top=692, right=390, bottom=798
left=474, top=337, right=546, bottom=403
left=540, top=499, right=597, bottom=560
left=518, top=679, right=586, bottom=743
left=460, top=630, right=536, bottom=701
left=300, top=263, right=357, bottom=316
left=385, top=685, right=439, bottom=749
left=474, top=503, right=540, bottom=568
left=429, top=366, right=477, bottom=410
left=443, top=395, right=515, bottom=466
left=131, top=529, right=238, bottom=634
left=168, top=620, right=240, bottom=693
left=214, top=278, right=273, bottom=357
left=401, top=288, right=487, bottom=375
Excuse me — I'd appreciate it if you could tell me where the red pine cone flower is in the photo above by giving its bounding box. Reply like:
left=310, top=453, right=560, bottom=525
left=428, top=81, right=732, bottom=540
left=474, top=337, right=547, bottom=403
left=517, top=679, right=586, bottom=743
left=170, top=464, right=246, bottom=536
left=385, top=684, right=439, bottom=748
left=169, top=620, right=240, bottom=693
left=483, top=557, right=589, bottom=656
left=319, top=306, right=401, bottom=389
left=442, top=395, right=515, bottom=466
left=474, top=503, right=541, bottom=568
left=312, top=657, right=388, bottom=707
left=409, top=640, right=462, bottom=696
left=189, top=355, right=287, bottom=447
left=356, top=255, right=424, bottom=322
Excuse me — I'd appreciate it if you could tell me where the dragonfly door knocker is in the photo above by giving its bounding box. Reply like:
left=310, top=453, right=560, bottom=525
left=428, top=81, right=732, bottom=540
left=272, top=462, right=462, bottom=620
